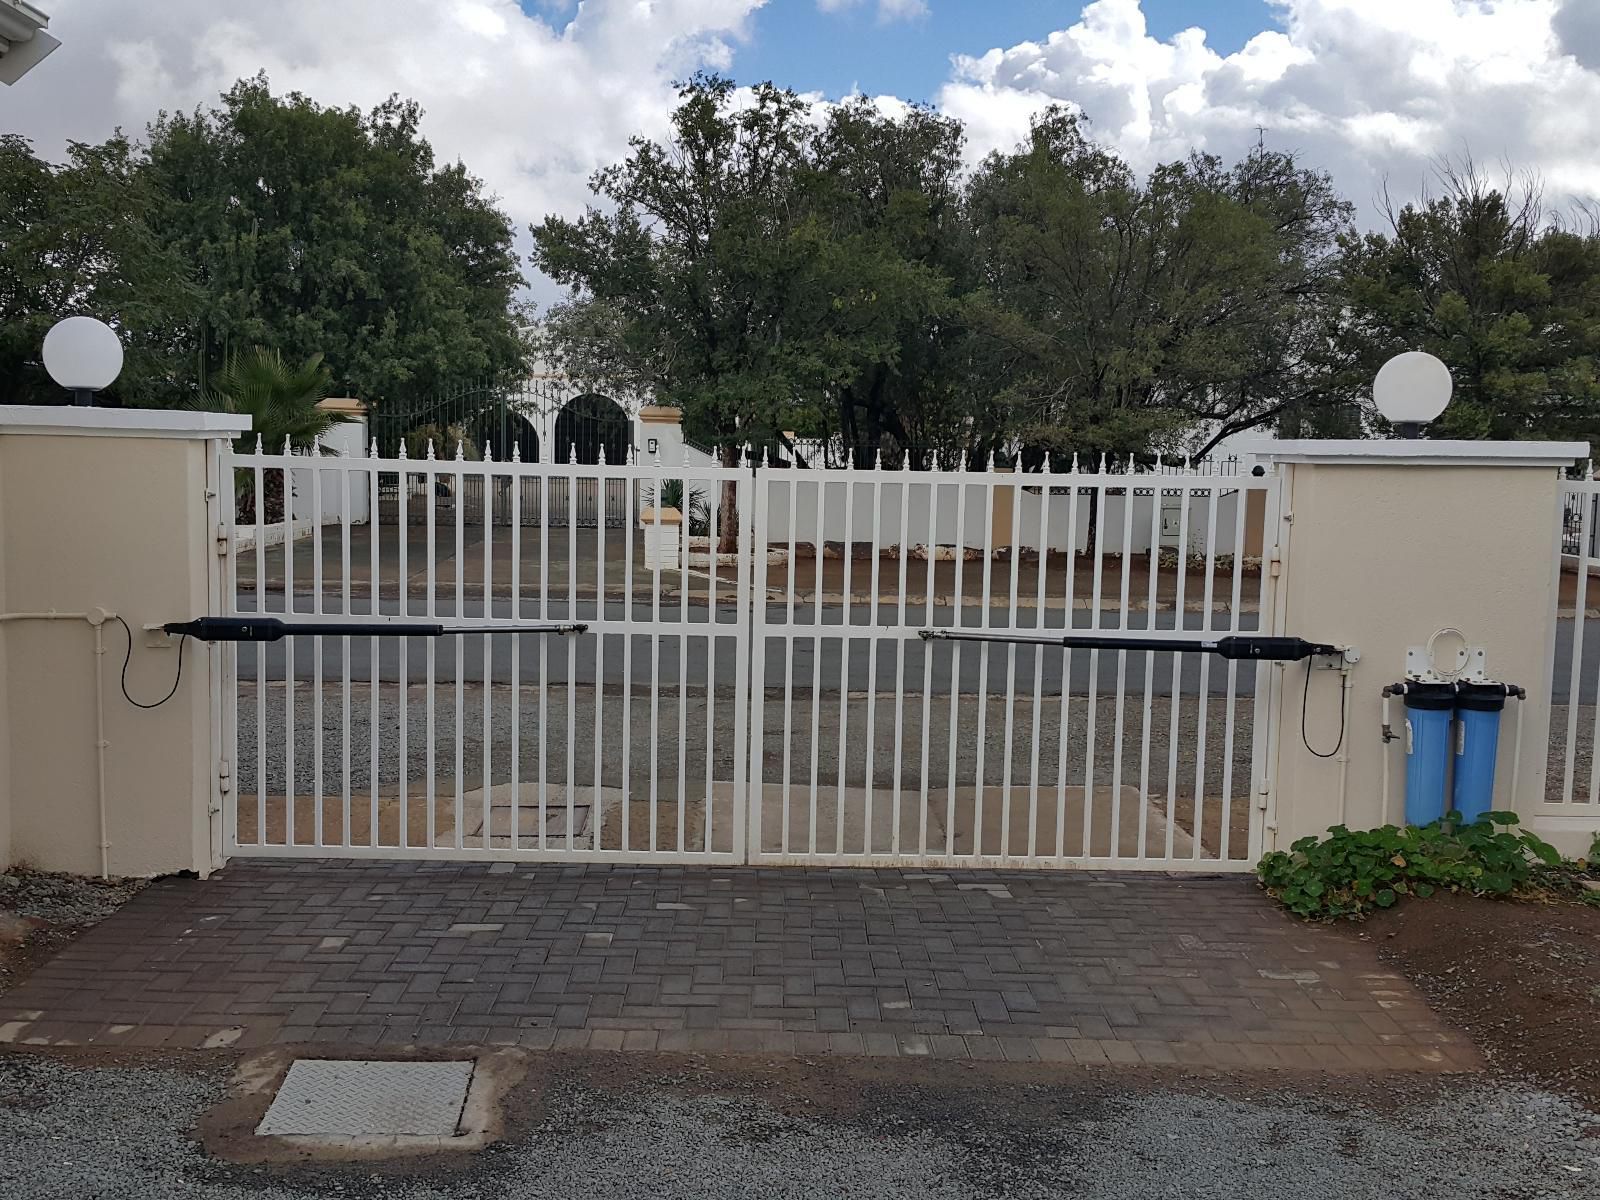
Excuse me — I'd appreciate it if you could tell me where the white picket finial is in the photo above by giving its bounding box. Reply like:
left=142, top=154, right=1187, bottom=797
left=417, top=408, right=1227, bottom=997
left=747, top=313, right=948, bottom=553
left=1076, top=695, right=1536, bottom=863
left=1042, top=451, right=1052, bottom=474
left=426, top=438, right=437, bottom=460
left=398, top=438, right=408, bottom=460
left=597, top=443, right=607, bottom=466
left=282, top=434, right=292, bottom=456
left=873, top=447, right=883, bottom=470
left=369, top=437, right=379, bottom=459
left=900, top=447, right=910, bottom=471
left=254, top=433, right=264, bottom=454
left=626, top=444, right=637, bottom=466
left=652, top=443, right=661, bottom=467
left=454, top=440, right=465, bottom=461
left=512, top=442, right=521, bottom=463
left=485, top=440, right=495, bottom=463
left=986, top=449, right=996, bottom=471
left=682, top=443, right=691, bottom=469
left=931, top=450, right=941, bottom=472
left=1154, top=452, right=1164, bottom=472
left=569, top=442, right=578, bottom=465
left=1070, top=452, right=1080, bottom=473
left=1183, top=454, right=1192, bottom=471
left=761, top=446, right=770, bottom=468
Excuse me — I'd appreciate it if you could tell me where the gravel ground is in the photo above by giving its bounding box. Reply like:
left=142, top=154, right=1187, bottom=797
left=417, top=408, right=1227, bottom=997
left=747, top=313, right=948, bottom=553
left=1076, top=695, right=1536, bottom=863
left=0, top=1055, right=1596, bottom=1199
left=237, top=684, right=1259, bottom=804
left=0, top=871, right=144, bottom=926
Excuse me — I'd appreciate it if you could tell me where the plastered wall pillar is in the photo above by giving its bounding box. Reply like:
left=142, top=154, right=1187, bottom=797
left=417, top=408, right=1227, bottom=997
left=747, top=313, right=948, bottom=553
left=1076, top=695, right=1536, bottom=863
left=1258, top=439, right=1590, bottom=856
left=0, top=406, right=250, bottom=877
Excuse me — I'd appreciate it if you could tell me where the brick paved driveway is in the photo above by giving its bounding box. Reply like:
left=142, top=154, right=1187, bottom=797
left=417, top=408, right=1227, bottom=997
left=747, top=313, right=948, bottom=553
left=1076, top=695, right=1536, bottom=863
left=0, top=862, right=1476, bottom=1070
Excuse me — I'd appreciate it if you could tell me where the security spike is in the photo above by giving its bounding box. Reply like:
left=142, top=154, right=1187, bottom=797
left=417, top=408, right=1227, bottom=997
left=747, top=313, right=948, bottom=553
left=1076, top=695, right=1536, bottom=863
left=426, top=438, right=437, bottom=461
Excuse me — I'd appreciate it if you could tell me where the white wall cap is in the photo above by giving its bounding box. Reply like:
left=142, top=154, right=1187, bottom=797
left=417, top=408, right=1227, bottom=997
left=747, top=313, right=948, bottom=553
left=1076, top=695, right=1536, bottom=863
left=0, top=405, right=252, bottom=440
left=1249, top=439, right=1590, bottom=468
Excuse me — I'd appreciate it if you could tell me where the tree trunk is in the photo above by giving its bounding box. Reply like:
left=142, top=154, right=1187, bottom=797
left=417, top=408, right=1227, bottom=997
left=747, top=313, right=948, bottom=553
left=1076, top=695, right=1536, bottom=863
left=717, top=444, right=741, bottom=555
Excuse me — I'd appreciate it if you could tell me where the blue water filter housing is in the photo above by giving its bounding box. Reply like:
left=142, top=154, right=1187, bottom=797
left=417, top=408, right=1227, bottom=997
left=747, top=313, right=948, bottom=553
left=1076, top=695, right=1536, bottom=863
left=1452, top=683, right=1508, bottom=822
left=1402, top=683, right=1456, bottom=826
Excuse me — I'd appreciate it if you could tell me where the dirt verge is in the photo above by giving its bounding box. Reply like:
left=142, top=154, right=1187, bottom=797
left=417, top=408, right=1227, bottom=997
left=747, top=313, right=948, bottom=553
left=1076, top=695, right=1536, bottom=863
left=1364, top=892, right=1600, bottom=1109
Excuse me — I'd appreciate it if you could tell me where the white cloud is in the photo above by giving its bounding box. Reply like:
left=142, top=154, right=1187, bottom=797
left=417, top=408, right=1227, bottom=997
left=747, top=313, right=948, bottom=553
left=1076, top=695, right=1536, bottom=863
left=816, top=0, right=929, bottom=24
left=4, top=0, right=770, bottom=300
left=937, top=0, right=1600, bottom=220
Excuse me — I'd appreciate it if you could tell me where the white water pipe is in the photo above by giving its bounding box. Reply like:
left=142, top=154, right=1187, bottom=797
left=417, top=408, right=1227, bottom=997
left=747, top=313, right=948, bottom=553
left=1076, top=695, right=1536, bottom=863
left=0, top=608, right=116, bottom=877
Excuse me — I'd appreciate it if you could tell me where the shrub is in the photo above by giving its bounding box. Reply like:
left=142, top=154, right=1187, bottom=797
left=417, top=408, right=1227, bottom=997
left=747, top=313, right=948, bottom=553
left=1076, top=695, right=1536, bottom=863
left=1257, top=813, right=1567, bottom=920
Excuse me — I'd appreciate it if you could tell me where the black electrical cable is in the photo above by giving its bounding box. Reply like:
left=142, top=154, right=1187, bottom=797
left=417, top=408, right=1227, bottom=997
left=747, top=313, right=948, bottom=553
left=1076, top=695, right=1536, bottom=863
left=117, top=615, right=187, bottom=709
left=1301, top=657, right=1347, bottom=759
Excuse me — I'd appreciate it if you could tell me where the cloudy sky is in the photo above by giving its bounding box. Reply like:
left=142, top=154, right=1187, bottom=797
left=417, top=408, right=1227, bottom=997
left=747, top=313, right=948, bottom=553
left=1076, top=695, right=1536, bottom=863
left=6, top=0, right=1600, bottom=283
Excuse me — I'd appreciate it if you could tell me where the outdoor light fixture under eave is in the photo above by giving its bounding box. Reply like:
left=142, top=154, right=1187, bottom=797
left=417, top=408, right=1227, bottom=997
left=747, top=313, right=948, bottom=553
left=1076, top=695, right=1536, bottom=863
left=42, top=316, right=123, bottom=406
left=1373, top=350, right=1452, bottom=438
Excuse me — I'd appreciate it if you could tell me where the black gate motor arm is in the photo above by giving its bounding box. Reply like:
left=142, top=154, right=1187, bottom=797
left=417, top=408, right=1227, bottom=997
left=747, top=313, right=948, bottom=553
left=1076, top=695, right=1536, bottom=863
left=917, top=630, right=1339, bottom=662
left=164, top=617, right=588, bottom=642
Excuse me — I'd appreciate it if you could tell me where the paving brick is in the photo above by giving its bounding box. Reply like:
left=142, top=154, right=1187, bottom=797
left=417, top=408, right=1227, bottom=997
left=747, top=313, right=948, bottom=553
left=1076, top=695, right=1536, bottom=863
left=0, top=861, right=1471, bottom=1071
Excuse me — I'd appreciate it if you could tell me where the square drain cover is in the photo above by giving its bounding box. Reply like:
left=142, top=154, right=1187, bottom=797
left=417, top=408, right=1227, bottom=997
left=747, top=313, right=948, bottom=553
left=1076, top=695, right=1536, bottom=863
left=257, top=1059, right=474, bottom=1137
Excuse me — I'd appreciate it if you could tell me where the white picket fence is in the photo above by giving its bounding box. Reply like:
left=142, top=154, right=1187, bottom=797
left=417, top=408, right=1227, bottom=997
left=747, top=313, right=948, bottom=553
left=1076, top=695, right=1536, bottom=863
left=219, top=442, right=1285, bottom=871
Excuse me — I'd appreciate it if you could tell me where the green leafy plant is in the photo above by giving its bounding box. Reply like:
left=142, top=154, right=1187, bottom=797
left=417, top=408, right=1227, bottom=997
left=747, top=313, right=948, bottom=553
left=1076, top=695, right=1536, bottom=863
left=404, top=422, right=479, bottom=462
left=644, top=479, right=712, bottom=538
left=1257, top=813, right=1568, bottom=920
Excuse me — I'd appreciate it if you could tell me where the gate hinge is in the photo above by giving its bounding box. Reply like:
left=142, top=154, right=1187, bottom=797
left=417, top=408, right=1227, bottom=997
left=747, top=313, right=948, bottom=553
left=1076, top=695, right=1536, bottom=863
left=217, top=759, right=233, bottom=796
left=1267, top=549, right=1283, bottom=577
left=215, top=523, right=232, bottom=557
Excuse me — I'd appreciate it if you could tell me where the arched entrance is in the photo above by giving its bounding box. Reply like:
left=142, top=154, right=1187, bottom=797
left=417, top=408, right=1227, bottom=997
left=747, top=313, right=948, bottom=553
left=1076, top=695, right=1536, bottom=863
left=472, top=409, right=540, bottom=464
left=552, top=393, right=630, bottom=465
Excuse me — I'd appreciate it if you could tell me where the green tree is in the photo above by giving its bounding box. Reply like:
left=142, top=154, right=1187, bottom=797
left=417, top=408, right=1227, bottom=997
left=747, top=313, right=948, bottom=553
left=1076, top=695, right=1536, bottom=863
left=143, top=75, right=528, bottom=411
left=533, top=76, right=952, bottom=466
left=966, top=110, right=1356, bottom=468
left=1336, top=166, right=1600, bottom=440
left=0, top=133, right=200, bottom=405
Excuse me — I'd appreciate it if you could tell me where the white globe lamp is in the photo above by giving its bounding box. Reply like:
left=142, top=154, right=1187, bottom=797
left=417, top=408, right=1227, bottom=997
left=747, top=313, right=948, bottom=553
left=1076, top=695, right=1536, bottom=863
left=41, top=316, right=124, bottom=406
left=1372, top=351, right=1452, bottom=438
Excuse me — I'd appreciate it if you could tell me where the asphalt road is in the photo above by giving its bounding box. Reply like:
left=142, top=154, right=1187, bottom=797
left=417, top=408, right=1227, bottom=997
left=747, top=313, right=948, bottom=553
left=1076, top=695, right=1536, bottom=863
left=232, top=595, right=1269, bottom=696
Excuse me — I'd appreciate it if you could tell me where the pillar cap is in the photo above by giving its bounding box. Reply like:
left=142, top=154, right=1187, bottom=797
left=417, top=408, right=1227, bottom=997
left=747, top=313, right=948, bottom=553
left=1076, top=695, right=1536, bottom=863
left=1247, top=439, right=1589, bottom=468
left=0, top=405, right=251, bottom=440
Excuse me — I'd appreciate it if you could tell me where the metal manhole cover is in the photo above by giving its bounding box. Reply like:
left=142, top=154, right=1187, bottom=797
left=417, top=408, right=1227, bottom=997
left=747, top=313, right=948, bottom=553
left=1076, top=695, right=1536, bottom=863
left=257, top=1060, right=475, bottom=1137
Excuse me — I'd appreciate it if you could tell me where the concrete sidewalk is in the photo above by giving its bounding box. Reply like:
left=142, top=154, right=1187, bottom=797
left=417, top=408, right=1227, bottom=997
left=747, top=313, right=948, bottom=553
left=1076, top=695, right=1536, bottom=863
left=0, top=863, right=1476, bottom=1071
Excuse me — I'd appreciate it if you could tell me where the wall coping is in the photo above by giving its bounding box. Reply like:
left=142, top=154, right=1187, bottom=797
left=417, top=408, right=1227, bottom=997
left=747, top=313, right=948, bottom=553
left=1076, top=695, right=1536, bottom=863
left=1249, top=438, right=1590, bottom=468
left=0, top=405, right=251, bottom=440
left=317, top=396, right=366, bottom=416
left=638, top=405, right=683, bottom=424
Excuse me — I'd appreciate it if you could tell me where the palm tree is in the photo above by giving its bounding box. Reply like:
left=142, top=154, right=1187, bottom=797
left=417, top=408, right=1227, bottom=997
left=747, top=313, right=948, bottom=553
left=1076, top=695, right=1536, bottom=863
left=193, top=347, right=349, bottom=521
left=197, top=347, right=344, bottom=455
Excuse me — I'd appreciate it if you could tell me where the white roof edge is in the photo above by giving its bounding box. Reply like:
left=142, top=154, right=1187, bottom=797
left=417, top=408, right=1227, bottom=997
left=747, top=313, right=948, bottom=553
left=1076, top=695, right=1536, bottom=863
left=0, top=404, right=252, bottom=439
left=1249, top=438, right=1590, bottom=467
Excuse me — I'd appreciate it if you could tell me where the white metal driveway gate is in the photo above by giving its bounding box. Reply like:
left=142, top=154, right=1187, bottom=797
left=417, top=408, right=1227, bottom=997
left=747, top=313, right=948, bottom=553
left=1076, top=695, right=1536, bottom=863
left=750, top=455, right=1285, bottom=871
left=223, top=438, right=753, bottom=864
left=221, top=441, right=1284, bottom=871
